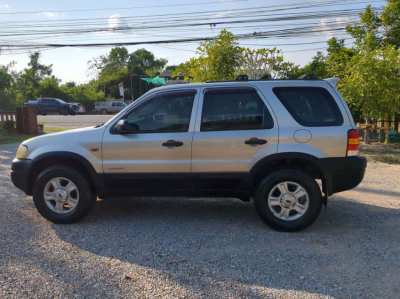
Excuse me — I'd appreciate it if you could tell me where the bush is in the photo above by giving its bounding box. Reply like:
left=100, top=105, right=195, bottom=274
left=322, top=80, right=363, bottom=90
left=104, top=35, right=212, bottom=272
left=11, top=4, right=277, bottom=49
left=388, top=130, right=400, bottom=143
left=1, top=120, right=15, bottom=132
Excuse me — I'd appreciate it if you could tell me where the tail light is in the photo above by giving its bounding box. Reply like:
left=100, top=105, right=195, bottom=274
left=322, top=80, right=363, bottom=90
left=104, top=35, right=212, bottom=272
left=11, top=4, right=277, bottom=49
left=347, top=129, right=360, bottom=156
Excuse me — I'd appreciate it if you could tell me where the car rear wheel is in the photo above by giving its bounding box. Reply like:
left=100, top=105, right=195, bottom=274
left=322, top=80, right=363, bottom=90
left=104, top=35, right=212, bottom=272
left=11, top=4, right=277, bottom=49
left=33, top=166, right=96, bottom=224
left=254, top=169, right=322, bottom=232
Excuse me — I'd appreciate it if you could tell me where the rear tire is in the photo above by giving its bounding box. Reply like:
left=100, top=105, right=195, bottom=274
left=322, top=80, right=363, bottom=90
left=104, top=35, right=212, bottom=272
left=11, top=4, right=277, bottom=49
left=254, top=169, right=322, bottom=232
left=33, top=166, right=96, bottom=224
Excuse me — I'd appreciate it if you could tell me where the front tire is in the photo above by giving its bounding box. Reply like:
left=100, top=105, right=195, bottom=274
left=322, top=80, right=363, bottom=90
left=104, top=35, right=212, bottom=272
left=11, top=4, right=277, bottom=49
left=254, top=169, right=322, bottom=232
left=33, top=166, right=96, bottom=224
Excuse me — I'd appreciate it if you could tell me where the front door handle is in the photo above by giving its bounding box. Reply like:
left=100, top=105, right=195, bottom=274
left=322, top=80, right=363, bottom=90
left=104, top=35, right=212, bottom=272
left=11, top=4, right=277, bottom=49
left=245, top=137, right=268, bottom=145
left=162, top=140, right=184, bottom=147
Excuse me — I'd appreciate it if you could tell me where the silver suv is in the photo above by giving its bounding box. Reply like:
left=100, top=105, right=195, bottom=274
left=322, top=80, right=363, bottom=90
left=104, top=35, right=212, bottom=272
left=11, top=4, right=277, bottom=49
left=11, top=79, right=366, bottom=231
left=94, top=100, right=127, bottom=114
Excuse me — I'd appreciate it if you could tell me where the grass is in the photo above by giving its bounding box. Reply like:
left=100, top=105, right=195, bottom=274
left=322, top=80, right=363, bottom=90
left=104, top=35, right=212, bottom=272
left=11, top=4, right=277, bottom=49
left=0, top=127, right=67, bottom=145
left=360, top=143, right=400, bottom=164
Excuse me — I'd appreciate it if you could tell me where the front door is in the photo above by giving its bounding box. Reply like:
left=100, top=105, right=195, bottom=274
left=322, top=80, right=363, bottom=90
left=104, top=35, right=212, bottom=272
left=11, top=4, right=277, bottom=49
left=101, top=89, right=198, bottom=195
left=191, top=87, right=278, bottom=193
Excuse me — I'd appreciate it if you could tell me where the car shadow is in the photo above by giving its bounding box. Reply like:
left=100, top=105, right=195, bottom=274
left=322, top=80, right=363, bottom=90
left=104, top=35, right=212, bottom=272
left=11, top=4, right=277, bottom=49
left=51, top=195, right=400, bottom=298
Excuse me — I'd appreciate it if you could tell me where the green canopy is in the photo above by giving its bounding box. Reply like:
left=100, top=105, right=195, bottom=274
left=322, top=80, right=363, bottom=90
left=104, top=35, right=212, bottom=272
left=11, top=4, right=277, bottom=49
left=141, top=76, right=166, bottom=86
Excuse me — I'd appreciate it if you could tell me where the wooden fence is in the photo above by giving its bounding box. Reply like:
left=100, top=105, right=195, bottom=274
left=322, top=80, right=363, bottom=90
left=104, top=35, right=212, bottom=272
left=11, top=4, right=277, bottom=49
left=0, top=111, right=17, bottom=123
left=0, top=108, right=38, bottom=134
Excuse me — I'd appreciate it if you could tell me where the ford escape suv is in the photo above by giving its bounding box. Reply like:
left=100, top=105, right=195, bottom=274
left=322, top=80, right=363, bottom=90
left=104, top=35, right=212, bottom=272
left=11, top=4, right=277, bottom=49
left=11, top=79, right=366, bottom=231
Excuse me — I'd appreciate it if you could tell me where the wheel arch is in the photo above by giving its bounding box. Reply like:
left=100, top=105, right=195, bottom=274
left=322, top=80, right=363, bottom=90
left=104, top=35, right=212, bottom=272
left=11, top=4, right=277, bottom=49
left=250, top=152, right=328, bottom=198
left=27, top=151, right=103, bottom=197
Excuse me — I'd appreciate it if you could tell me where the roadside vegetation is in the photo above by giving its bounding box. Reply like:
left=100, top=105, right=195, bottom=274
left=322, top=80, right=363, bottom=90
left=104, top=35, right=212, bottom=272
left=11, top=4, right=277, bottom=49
left=0, top=127, right=66, bottom=145
left=360, top=143, right=400, bottom=164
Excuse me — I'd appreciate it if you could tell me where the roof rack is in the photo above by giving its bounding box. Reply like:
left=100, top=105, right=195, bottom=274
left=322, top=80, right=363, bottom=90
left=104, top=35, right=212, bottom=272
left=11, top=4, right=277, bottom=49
left=205, top=74, right=326, bottom=83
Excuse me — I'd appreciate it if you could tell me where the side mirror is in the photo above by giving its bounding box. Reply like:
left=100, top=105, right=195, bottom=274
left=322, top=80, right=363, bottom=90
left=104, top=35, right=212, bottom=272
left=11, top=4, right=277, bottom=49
left=113, top=119, right=139, bottom=134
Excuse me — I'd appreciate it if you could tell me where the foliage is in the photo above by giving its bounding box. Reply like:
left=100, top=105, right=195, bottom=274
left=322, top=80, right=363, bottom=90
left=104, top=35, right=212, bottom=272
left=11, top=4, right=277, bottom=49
left=301, top=52, right=329, bottom=79
left=238, top=48, right=297, bottom=79
left=62, top=81, right=105, bottom=107
left=0, top=65, right=17, bottom=110
left=176, top=30, right=299, bottom=81
left=179, top=30, right=242, bottom=81
left=340, top=46, right=400, bottom=120
left=325, top=38, right=355, bottom=79
left=2, top=120, right=15, bottom=131
left=346, top=5, right=382, bottom=51
left=16, top=52, right=52, bottom=101
left=128, top=48, right=167, bottom=76
left=381, top=0, right=400, bottom=48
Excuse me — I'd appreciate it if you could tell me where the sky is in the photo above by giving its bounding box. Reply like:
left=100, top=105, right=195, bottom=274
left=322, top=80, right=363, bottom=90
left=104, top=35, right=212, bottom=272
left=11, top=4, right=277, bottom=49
left=0, top=0, right=385, bottom=83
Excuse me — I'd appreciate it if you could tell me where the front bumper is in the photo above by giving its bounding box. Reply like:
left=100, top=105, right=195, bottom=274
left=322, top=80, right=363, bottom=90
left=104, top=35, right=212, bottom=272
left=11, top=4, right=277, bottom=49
left=319, top=156, right=367, bottom=195
left=11, top=159, right=33, bottom=195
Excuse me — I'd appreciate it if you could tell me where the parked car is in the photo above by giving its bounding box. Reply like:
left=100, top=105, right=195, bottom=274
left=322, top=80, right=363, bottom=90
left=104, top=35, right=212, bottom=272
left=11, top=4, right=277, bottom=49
left=70, top=102, right=86, bottom=114
left=94, top=100, right=126, bottom=114
left=11, top=78, right=366, bottom=231
left=24, top=98, right=78, bottom=115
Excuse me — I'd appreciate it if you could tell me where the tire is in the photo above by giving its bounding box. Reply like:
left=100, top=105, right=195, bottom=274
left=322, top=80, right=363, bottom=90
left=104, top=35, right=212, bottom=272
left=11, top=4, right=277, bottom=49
left=254, top=169, right=322, bottom=232
left=33, top=166, right=96, bottom=224
left=101, top=109, right=107, bottom=115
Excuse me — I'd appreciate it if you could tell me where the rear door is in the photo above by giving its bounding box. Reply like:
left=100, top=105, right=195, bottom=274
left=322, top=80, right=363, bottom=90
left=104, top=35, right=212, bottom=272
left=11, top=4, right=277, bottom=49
left=191, top=86, right=278, bottom=192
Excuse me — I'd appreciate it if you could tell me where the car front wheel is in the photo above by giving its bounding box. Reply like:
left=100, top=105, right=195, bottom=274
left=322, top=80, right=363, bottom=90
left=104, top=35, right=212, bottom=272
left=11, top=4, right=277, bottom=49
left=254, top=169, right=322, bottom=232
left=33, top=166, right=96, bottom=224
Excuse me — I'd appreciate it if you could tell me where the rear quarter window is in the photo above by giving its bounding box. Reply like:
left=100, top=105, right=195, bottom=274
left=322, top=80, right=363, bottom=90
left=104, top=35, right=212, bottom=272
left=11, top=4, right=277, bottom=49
left=273, top=87, right=343, bottom=127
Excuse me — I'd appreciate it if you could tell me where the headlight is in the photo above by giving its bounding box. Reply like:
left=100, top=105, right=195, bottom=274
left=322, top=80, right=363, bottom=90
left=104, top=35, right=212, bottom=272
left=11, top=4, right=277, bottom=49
left=16, top=144, right=29, bottom=160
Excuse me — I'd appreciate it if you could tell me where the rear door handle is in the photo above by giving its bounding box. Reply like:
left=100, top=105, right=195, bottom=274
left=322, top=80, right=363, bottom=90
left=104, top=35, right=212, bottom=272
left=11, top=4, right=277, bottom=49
left=245, top=137, right=268, bottom=145
left=162, top=140, right=184, bottom=147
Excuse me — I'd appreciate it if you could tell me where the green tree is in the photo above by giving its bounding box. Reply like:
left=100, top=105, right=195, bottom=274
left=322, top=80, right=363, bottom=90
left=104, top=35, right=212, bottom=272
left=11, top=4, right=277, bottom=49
left=238, top=48, right=296, bottom=79
left=341, top=46, right=400, bottom=129
left=177, top=30, right=242, bottom=81
left=325, top=38, right=355, bottom=79
left=38, top=76, right=70, bottom=99
left=346, top=5, right=381, bottom=51
left=128, top=48, right=167, bottom=76
left=196, top=30, right=242, bottom=81
left=381, top=0, right=400, bottom=48
left=0, top=65, right=17, bottom=110
left=301, top=51, right=328, bottom=79
left=16, top=52, right=52, bottom=101
left=61, top=80, right=105, bottom=109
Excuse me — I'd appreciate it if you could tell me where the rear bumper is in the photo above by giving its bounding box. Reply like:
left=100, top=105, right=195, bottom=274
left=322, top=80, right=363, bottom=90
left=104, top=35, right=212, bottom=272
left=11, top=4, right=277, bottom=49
left=319, top=156, right=367, bottom=195
left=11, top=159, right=33, bottom=195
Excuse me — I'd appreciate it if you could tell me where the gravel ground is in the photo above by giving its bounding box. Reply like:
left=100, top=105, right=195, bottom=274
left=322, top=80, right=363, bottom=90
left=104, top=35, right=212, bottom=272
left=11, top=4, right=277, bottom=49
left=1, top=143, right=400, bottom=298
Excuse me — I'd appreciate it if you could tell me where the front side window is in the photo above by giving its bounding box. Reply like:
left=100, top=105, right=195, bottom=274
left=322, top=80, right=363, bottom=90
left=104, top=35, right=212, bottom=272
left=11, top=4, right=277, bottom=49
left=123, top=91, right=196, bottom=133
left=42, top=99, right=56, bottom=105
left=201, top=88, right=274, bottom=131
left=273, top=87, right=343, bottom=127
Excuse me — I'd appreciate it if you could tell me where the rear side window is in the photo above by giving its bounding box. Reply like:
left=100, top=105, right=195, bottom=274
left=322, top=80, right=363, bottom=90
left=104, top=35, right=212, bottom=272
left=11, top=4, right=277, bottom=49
left=201, top=88, right=274, bottom=131
left=273, top=87, right=343, bottom=127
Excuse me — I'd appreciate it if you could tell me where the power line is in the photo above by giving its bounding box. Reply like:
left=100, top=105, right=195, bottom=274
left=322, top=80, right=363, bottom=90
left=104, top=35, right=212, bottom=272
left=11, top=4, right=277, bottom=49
left=0, top=0, right=249, bottom=15
left=0, top=8, right=376, bottom=38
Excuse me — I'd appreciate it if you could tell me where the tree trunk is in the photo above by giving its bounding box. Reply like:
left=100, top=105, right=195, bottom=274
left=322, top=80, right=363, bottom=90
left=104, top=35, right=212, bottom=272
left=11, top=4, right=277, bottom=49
left=364, top=119, right=369, bottom=144
left=394, top=114, right=399, bottom=133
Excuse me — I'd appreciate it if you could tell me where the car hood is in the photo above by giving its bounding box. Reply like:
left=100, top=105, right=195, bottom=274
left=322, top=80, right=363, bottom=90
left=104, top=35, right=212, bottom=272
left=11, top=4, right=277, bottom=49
left=22, top=126, right=105, bottom=160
